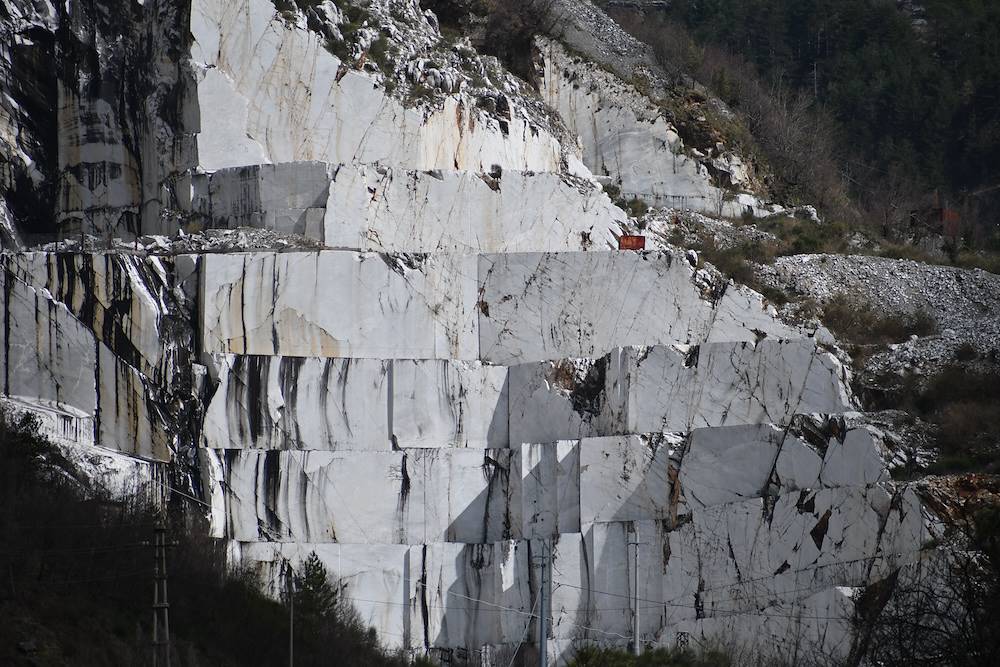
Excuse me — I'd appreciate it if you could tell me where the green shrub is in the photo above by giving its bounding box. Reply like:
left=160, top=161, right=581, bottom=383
left=822, top=294, right=937, bottom=346
left=865, top=365, right=1000, bottom=473
left=627, top=197, right=650, bottom=218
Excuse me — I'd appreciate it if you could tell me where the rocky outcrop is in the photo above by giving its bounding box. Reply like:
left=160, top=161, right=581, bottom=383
left=537, top=37, right=775, bottom=217
left=190, top=0, right=563, bottom=173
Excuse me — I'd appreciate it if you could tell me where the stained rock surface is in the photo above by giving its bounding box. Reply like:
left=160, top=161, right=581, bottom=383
left=0, top=0, right=941, bottom=665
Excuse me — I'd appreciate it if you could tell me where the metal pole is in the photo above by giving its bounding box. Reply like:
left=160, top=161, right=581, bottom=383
left=538, top=543, right=548, bottom=667
left=288, top=561, right=294, bottom=667
left=629, top=540, right=642, bottom=657
left=152, top=523, right=171, bottom=667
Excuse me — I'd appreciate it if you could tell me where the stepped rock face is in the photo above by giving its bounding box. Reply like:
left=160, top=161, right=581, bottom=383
left=0, top=0, right=938, bottom=665
left=0, top=253, right=188, bottom=460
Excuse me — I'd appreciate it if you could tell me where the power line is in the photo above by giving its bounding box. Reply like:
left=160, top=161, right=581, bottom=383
left=506, top=592, right=540, bottom=667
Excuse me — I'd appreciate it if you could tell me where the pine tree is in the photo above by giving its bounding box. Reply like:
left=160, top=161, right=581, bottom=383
left=293, top=552, right=338, bottom=621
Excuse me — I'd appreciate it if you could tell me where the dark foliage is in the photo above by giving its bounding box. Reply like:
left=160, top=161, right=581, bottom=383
left=568, top=645, right=732, bottom=667
left=821, top=294, right=937, bottom=346
left=0, top=408, right=415, bottom=666
left=609, top=0, right=1000, bottom=238
left=861, top=365, right=1000, bottom=474
left=852, top=503, right=1000, bottom=666
left=479, top=0, right=557, bottom=83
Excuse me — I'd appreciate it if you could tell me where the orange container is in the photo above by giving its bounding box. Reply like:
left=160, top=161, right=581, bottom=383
left=619, top=235, right=646, bottom=250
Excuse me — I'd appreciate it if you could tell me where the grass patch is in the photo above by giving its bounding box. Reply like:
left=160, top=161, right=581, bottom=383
left=750, top=214, right=852, bottom=256
left=821, top=294, right=937, bottom=346
left=955, top=250, right=1000, bottom=275
left=404, top=82, right=437, bottom=107
left=692, top=237, right=788, bottom=303
left=865, top=365, right=1000, bottom=474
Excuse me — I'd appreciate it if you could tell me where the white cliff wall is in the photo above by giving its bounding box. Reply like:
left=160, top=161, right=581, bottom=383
left=190, top=0, right=562, bottom=173
left=0, top=253, right=187, bottom=461
left=190, top=161, right=626, bottom=252
left=537, top=37, right=774, bottom=218
left=189, top=241, right=931, bottom=664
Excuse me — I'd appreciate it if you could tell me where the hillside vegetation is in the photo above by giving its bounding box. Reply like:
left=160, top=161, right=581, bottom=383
left=605, top=0, right=1000, bottom=247
left=0, top=410, right=421, bottom=667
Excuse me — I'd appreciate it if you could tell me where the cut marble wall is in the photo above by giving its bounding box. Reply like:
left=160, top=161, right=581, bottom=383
left=201, top=355, right=392, bottom=451
left=202, top=339, right=847, bottom=457
left=191, top=162, right=332, bottom=237
left=323, top=164, right=624, bottom=252
left=577, top=435, right=678, bottom=525
left=392, top=359, right=509, bottom=448
left=198, top=250, right=804, bottom=364
left=191, top=162, right=624, bottom=253
left=517, top=441, right=581, bottom=538
left=1, top=252, right=176, bottom=378
left=1, top=264, right=172, bottom=460
left=229, top=538, right=537, bottom=653
left=477, top=252, right=800, bottom=365
left=198, top=251, right=480, bottom=359
left=606, top=339, right=851, bottom=433
left=208, top=448, right=517, bottom=544
left=202, top=355, right=508, bottom=450
left=222, top=476, right=927, bottom=663
left=509, top=340, right=849, bottom=446
left=190, top=0, right=562, bottom=173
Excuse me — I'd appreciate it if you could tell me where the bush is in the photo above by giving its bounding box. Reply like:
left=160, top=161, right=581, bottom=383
left=863, top=365, right=1000, bottom=473
left=626, top=196, right=649, bottom=218
left=568, top=645, right=733, bottom=667
left=822, top=294, right=937, bottom=346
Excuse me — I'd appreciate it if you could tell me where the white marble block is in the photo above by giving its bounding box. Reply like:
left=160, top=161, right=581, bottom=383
left=192, top=162, right=332, bottom=236
left=578, top=435, right=679, bottom=525
left=202, top=355, right=392, bottom=451
left=391, top=359, right=509, bottom=448
left=1, top=264, right=171, bottom=460
left=516, top=441, right=582, bottom=537
left=509, top=340, right=850, bottom=445
left=476, top=251, right=799, bottom=365
left=209, top=448, right=516, bottom=544
left=325, top=164, right=624, bottom=253
left=198, top=251, right=479, bottom=359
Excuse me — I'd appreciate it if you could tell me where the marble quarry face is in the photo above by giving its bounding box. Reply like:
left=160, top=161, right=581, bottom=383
left=537, top=37, right=776, bottom=219
left=0, top=0, right=938, bottom=664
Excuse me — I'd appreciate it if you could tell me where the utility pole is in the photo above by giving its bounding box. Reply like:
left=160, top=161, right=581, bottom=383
left=628, top=540, right=644, bottom=657
left=151, top=522, right=171, bottom=667
left=535, top=543, right=548, bottom=667
left=287, top=560, right=295, bottom=667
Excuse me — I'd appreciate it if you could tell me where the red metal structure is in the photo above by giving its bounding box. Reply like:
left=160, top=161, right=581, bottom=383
left=619, top=235, right=646, bottom=250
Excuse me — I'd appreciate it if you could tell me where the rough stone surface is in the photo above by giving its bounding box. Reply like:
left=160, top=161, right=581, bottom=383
left=190, top=0, right=563, bottom=173
left=538, top=38, right=773, bottom=217
left=0, top=0, right=949, bottom=664
left=192, top=161, right=625, bottom=252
